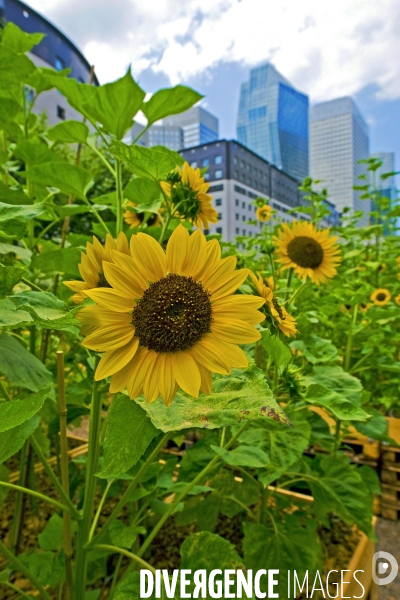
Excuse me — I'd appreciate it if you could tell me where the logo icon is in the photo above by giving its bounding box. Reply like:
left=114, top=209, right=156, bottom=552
left=372, top=551, right=398, bottom=586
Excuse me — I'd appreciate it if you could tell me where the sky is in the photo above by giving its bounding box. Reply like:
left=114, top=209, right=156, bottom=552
left=25, top=0, right=400, bottom=180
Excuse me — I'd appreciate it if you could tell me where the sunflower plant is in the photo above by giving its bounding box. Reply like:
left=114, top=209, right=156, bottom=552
left=0, top=22, right=397, bottom=600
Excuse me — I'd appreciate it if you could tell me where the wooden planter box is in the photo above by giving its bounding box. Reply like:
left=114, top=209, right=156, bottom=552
left=270, top=487, right=376, bottom=599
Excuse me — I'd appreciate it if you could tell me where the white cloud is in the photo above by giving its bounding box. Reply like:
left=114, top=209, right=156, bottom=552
left=24, top=0, right=400, bottom=102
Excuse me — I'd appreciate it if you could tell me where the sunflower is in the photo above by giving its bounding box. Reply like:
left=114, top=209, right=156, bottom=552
left=123, top=201, right=162, bottom=229
left=395, top=294, right=400, bottom=307
left=64, top=232, right=129, bottom=303
left=78, top=225, right=265, bottom=406
left=256, top=204, right=272, bottom=222
left=396, top=256, right=400, bottom=268
left=370, top=288, right=391, bottom=306
left=249, top=272, right=297, bottom=337
left=265, top=276, right=275, bottom=290
left=161, top=162, right=218, bottom=229
left=274, top=221, right=341, bottom=285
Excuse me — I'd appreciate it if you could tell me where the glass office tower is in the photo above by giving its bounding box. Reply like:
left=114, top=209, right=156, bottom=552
left=310, top=97, right=370, bottom=224
left=237, top=63, right=309, bottom=182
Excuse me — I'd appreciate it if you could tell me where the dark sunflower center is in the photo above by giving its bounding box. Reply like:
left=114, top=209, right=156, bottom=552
left=136, top=212, right=159, bottom=226
left=376, top=292, right=386, bottom=301
left=132, top=274, right=212, bottom=353
left=287, top=236, right=324, bottom=269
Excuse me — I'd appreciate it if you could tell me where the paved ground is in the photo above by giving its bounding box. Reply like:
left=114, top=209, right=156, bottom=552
left=376, top=517, right=400, bottom=600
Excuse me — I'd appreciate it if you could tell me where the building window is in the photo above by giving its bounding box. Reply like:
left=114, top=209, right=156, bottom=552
left=55, top=56, right=65, bottom=71
left=235, top=199, right=239, bottom=206
left=234, top=157, right=238, bottom=165
left=242, top=216, right=246, bottom=221
left=209, top=184, right=224, bottom=192
left=215, top=155, right=222, bottom=165
left=234, top=170, right=239, bottom=179
left=57, top=105, right=66, bottom=120
left=242, top=229, right=246, bottom=235
left=23, top=10, right=29, bottom=17
left=215, top=169, right=223, bottom=179
left=248, top=204, right=251, bottom=211
left=235, top=227, right=239, bottom=234
left=202, top=159, right=209, bottom=167
left=217, top=213, right=222, bottom=219
left=190, top=161, right=197, bottom=168
left=216, top=198, right=222, bottom=206
left=204, top=229, right=210, bottom=235
left=235, top=213, right=239, bottom=220
left=204, top=173, right=210, bottom=181
left=216, top=227, right=222, bottom=234
left=242, top=202, right=245, bottom=209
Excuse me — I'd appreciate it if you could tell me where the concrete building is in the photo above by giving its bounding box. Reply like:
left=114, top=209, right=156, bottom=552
left=369, top=152, right=396, bottom=199
left=180, top=139, right=310, bottom=241
left=237, top=63, right=309, bottom=182
left=1, top=0, right=98, bottom=124
left=309, top=97, right=370, bottom=224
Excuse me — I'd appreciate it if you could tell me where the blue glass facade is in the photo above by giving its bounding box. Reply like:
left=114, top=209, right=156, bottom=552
left=237, top=64, right=309, bottom=182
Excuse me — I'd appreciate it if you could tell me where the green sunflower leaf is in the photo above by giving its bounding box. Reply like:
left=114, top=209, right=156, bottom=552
left=0, top=415, right=39, bottom=464
left=0, top=387, right=50, bottom=432
left=97, top=395, right=158, bottom=479
left=135, top=363, right=290, bottom=432
left=142, top=85, right=203, bottom=126
left=0, top=332, right=52, bottom=391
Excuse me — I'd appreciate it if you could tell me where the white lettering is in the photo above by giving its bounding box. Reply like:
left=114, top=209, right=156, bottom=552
left=268, top=570, right=279, bottom=599
left=294, top=571, right=308, bottom=596
left=140, top=570, right=154, bottom=598
left=254, top=570, right=266, bottom=599
left=311, top=572, right=325, bottom=597
left=209, top=569, right=223, bottom=598
left=180, top=570, right=191, bottom=598
left=193, top=570, right=207, bottom=598
left=224, top=569, right=236, bottom=598
left=326, top=570, right=339, bottom=598
left=341, top=570, right=351, bottom=598
left=352, top=571, right=365, bottom=599
left=237, top=569, right=253, bottom=598
left=163, top=569, right=179, bottom=598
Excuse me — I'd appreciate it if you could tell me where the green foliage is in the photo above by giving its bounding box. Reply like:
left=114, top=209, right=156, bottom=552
left=39, top=514, right=77, bottom=551
left=181, top=531, right=244, bottom=570
left=142, top=85, right=203, bottom=126
left=98, top=395, right=158, bottom=478
left=0, top=415, right=39, bottom=464
left=0, top=264, right=26, bottom=297
left=110, top=141, right=177, bottom=180
left=0, top=333, right=52, bottom=390
left=24, top=163, right=92, bottom=200
left=0, top=202, right=46, bottom=238
left=0, top=387, right=49, bottom=432
left=2, top=22, right=45, bottom=54
left=136, top=364, right=289, bottom=432
left=47, top=120, right=89, bottom=145
left=211, top=444, right=270, bottom=468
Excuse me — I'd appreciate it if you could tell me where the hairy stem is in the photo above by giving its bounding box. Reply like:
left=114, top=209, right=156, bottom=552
left=115, top=158, right=124, bottom=235
left=0, top=540, right=52, bottom=600
left=74, top=373, right=103, bottom=600
left=57, top=351, right=74, bottom=600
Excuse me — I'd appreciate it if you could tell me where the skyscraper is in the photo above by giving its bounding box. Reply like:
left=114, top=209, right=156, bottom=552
left=309, top=97, right=370, bottom=224
left=370, top=152, right=396, bottom=200
left=163, top=106, right=219, bottom=148
left=237, top=63, right=309, bottom=182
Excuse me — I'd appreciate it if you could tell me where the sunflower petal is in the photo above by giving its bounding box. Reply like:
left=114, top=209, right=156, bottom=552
left=172, top=353, right=201, bottom=398
left=132, top=233, right=167, bottom=282
left=84, top=288, right=134, bottom=313
left=95, top=337, right=139, bottom=380
left=166, top=224, right=189, bottom=274
left=83, top=324, right=135, bottom=351
left=190, top=334, right=231, bottom=375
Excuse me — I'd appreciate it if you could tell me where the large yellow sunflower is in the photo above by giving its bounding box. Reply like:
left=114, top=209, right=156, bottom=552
left=370, top=288, right=391, bottom=306
left=274, top=221, right=341, bottom=285
left=64, top=233, right=129, bottom=303
left=256, top=204, right=272, bottom=222
left=123, top=201, right=162, bottom=229
left=249, top=272, right=297, bottom=337
left=78, top=225, right=265, bottom=406
left=161, top=162, right=218, bottom=229
left=395, top=294, right=400, bottom=307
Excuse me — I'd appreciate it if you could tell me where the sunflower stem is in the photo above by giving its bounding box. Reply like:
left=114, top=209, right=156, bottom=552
left=115, top=158, right=123, bottom=235
left=284, top=268, right=294, bottom=301
left=135, top=422, right=250, bottom=561
left=56, top=351, right=74, bottom=600
left=88, top=432, right=170, bottom=548
left=344, top=304, right=358, bottom=372
left=74, top=365, right=102, bottom=600
left=0, top=540, right=52, bottom=600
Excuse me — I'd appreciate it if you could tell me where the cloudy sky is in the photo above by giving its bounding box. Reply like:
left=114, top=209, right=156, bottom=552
left=25, top=0, right=400, bottom=172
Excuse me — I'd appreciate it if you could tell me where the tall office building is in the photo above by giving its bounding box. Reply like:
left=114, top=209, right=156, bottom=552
left=127, top=106, right=219, bottom=151
left=1, top=0, right=98, bottom=124
left=237, top=63, right=309, bottom=182
left=370, top=152, right=396, bottom=199
left=309, top=97, right=370, bottom=224
left=163, top=106, right=219, bottom=148
left=179, top=140, right=341, bottom=242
